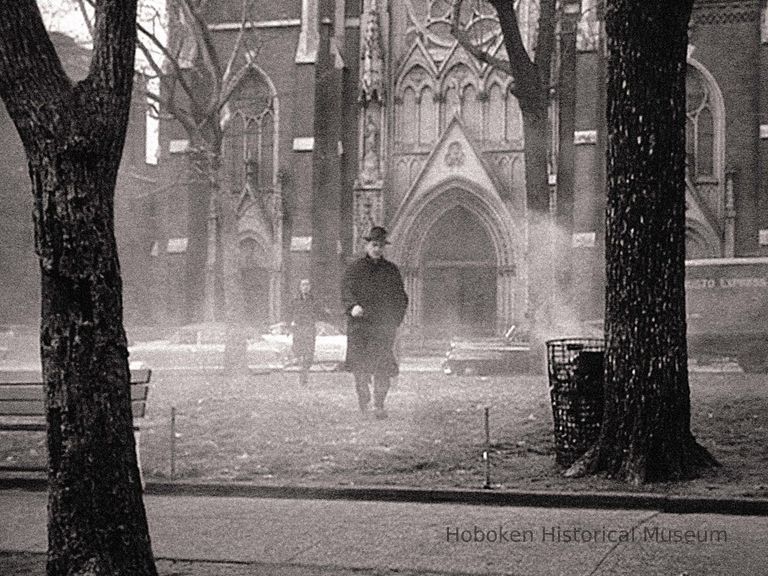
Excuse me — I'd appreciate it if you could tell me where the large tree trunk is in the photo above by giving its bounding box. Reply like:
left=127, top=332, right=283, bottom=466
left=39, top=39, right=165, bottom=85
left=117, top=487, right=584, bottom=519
left=0, top=2, right=157, bottom=574
left=566, top=0, right=717, bottom=484
left=36, top=151, right=157, bottom=576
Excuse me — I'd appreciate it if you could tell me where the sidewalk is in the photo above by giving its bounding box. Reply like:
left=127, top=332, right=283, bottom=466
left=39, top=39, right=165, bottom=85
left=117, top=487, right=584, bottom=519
left=2, top=488, right=767, bottom=575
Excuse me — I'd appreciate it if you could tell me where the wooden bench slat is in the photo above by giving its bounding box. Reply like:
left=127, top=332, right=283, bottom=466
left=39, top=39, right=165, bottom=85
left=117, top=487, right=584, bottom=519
left=0, top=423, right=142, bottom=432
left=0, top=464, right=47, bottom=472
left=0, top=398, right=148, bottom=417
left=0, top=367, right=151, bottom=385
left=0, top=422, right=46, bottom=431
left=0, top=383, right=148, bottom=402
left=0, top=366, right=152, bottom=487
left=0, top=400, right=44, bottom=415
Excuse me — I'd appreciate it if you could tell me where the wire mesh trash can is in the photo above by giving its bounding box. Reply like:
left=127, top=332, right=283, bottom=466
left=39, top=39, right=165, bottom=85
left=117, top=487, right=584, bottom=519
left=546, top=338, right=605, bottom=467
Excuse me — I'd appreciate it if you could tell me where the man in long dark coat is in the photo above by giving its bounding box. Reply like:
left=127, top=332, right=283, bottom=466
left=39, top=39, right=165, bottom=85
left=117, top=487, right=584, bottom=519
left=342, top=226, right=408, bottom=419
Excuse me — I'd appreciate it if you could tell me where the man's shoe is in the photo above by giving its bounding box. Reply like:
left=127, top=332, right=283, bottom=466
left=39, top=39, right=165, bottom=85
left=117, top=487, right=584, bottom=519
left=373, top=408, right=388, bottom=420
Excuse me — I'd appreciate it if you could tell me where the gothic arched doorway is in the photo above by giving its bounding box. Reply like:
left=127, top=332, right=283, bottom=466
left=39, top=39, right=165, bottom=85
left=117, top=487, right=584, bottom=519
left=390, top=179, right=524, bottom=337
left=421, top=206, right=497, bottom=337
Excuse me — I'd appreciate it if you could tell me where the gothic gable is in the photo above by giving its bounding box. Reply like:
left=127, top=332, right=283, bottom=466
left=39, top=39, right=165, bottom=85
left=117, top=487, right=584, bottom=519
left=394, top=38, right=439, bottom=87
left=392, top=116, right=514, bottom=225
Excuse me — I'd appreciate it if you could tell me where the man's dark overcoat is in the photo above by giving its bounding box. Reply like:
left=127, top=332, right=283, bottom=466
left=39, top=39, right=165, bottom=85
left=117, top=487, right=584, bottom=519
left=342, top=255, right=408, bottom=376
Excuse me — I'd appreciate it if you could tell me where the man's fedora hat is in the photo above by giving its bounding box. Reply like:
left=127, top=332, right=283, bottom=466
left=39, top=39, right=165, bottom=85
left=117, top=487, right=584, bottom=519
left=364, top=225, right=390, bottom=244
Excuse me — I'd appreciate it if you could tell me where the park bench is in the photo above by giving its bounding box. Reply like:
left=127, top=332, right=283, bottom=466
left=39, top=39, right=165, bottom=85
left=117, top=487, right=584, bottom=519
left=0, top=365, right=152, bottom=486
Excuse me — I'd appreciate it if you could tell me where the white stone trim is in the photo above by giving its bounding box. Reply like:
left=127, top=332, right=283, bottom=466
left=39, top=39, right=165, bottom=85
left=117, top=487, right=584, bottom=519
left=574, top=130, right=597, bottom=145
left=762, top=6, right=768, bottom=43
left=208, top=19, right=301, bottom=31
left=686, top=256, right=768, bottom=266
left=290, top=236, right=313, bottom=251
left=167, top=238, right=188, bottom=254
left=295, top=0, right=320, bottom=64
left=168, top=139, right=189, bottom=154
left=760, top=230, right=768, bottom=246
left=760, top=124, right=768, bottom=139
left=292, top=137, right=315, bottom=151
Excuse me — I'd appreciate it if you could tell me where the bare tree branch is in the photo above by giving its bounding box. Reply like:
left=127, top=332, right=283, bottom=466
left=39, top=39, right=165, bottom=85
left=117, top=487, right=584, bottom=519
left=221, top=0, right=255, bottom=90
left=532, top=0, right=557, bottom=81
left=219, top=43, right=263, bottom=113
left=176, top=0, right=223, bottom=100
left=450, top=0, right=513, bottom=76
left=145, top=89, right=198, bottom=136
left=450, top=0, right=556, bottom=114
left=136, top=20, right=199, bottom=108
left=75, top=0, right=94, bottom=37
left=487, top=0, right=549, bottom=112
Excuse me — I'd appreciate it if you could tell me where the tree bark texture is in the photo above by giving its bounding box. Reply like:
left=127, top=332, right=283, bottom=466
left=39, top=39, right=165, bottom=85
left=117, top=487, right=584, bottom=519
left=0, top=2, right=157, bottom=574
left=567, top=0, right=717, bottom=483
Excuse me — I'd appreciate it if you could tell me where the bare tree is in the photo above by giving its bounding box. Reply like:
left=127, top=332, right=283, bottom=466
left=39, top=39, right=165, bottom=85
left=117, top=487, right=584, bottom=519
left=450, top=0, right=558, bottom=338
left=135, top=0, right=266, bottom=373
left=74, top=0, right=263, bottom=371
left=564, top=0, right=718, bottom=483
left=0, top=1, right=157, bottom=574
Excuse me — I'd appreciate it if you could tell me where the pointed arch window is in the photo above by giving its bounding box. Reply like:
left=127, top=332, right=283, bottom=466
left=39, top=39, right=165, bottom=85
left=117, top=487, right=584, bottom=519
left=224, top=71, right=277, bottom=192
left=419, top=86, right=437, bottom=146
left=686, top=64, right=716, bottom=180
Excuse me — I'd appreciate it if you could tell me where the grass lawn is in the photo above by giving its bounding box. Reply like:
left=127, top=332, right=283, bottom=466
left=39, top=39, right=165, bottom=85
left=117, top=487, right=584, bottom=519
left=2, top=368, right=767, bottom=497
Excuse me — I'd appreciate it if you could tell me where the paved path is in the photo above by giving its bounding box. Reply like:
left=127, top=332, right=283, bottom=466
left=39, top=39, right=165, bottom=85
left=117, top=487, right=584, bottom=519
left=2, top=489, right=767, bottom=575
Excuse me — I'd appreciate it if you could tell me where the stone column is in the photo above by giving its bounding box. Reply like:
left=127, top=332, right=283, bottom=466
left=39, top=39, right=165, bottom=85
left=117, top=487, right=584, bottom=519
left=758, top=5, right=768, bottom=254
left=353, top=0, right=387, bottom=252
left=724, top=168, right=737, bottom=258
left=296, top=0, right=320, bottom=64
left=571, top=0, right=604, bottom=322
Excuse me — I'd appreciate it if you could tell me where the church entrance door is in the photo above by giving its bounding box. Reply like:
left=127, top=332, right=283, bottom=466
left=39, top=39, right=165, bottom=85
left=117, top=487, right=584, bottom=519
left=420, top=206, right=496, bottom=337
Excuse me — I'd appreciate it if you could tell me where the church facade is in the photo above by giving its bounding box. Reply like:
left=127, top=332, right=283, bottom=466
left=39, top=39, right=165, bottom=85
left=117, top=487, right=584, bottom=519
left=2, top=0, right=768, bottom=338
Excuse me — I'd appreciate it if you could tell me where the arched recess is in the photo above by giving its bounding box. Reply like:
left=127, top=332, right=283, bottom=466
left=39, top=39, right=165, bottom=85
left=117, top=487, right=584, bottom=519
left=685, top=54, right=726, bottom=258
left=686, top=56, right=725, bottom=184
left=222, top=64, right=280, bottom=191
left=206, top=65, right=283, bottom=324
left=440, top=62, right=477, bottom=132
left=420, top=206, right=497, bottom=335
left=389, top=177, right=523, bottom=335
